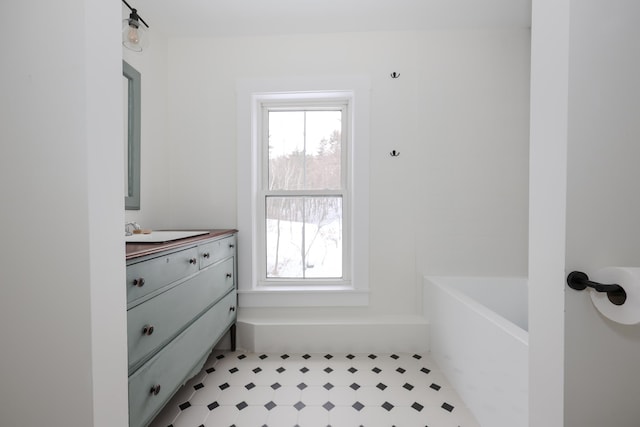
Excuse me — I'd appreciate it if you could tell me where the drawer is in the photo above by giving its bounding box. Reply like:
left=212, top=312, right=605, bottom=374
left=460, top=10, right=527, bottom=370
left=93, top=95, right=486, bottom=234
left=128, top=290, right=237, bottom=427
left=127, top=257, right=235, bottom=371
left=126, top=247, right=199, bottom=304
left=198, top=234, right=236, bottom=269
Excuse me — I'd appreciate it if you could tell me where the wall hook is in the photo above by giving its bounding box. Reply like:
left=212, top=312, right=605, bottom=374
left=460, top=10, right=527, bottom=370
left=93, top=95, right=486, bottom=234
left=390, top=72, right=400, bottom=79
left=390, top=150, right=400, bottom=157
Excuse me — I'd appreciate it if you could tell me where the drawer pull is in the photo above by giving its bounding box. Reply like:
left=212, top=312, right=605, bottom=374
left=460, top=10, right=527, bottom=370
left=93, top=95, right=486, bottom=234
left=229, top=244, right=235, bottom=248
left=229, top=306, right=236, bottom=312
left=149, top=384, right=161, bottom=396
left=142, top=325, right=155, bottom=336
left=226, top=273, right=232, bottom=279
left=189, top=258, right=197, bottom=265
left=133, top=278, right=145, bottom=287
left=203, top=252, right=210, bottom=259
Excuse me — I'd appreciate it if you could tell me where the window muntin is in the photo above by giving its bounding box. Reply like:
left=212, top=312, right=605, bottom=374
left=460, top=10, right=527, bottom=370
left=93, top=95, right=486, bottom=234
left=260, top=102, right=349, bottom=285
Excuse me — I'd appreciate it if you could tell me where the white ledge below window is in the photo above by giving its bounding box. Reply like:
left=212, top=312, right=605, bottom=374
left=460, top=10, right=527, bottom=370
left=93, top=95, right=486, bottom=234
left=238, top=288, right=370, bottom=308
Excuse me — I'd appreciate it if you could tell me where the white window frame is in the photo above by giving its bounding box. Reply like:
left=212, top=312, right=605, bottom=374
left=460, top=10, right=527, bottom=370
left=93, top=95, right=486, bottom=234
left=258, top=100, right=350, bottom=286
left=237, top=77, right=370, bottom=307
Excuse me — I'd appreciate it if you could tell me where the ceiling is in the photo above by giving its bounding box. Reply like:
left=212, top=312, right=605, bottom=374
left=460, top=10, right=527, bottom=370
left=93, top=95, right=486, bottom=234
left=132, top=0, right=531, bottom=38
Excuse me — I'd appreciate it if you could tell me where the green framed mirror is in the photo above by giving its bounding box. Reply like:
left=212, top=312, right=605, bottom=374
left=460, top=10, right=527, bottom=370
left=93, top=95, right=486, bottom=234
left=123, top=60, right=141, bottom=210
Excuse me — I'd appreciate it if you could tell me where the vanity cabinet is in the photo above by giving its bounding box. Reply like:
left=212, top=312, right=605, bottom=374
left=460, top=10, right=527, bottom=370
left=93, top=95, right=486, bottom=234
left=125, top=230, right=237, bottom=427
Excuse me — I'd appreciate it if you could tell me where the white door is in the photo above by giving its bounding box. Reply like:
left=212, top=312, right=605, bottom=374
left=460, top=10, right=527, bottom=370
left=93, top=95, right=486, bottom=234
left=530, top=1, right=640, bottom=426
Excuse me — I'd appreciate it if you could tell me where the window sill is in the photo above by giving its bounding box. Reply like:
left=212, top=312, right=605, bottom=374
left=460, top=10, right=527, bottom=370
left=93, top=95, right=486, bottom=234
left=238, top=288, right=369, bottom=308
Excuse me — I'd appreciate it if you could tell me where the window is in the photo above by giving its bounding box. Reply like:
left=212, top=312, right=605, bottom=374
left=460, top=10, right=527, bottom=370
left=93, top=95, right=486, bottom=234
left=260, top=104, right=348, bottom=284
left=237, top=77, right=370, bottom=307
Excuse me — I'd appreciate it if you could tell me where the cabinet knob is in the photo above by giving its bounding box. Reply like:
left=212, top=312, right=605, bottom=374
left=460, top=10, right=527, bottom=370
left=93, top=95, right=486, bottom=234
left=133, top=278, right=145, bottom=287
left=142, top=325, right=155, bottom=336
left=226, top=273, right=232, bottom=279
left=189, top=258, right=197, bottom=265
left=229, top=306, right=236, bottom=312
left=203, top=252, right=210, bottom=259
left=229, top=244, right=235, bottom=248
left=150, top=384, right=161, bottom=396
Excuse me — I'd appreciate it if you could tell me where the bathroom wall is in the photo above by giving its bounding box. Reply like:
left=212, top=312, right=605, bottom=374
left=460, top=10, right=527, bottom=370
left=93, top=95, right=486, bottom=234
left=159, top=29, right=530, bottom=318
left=0, top=1, right=128, bottom=426
left=531, top=1, right=640, bottom=425
left=563, top=1, right=640, bottom=425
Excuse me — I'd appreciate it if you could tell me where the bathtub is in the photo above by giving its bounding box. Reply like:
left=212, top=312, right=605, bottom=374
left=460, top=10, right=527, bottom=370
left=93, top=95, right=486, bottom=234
left=424, top=276, right=528, bottom=427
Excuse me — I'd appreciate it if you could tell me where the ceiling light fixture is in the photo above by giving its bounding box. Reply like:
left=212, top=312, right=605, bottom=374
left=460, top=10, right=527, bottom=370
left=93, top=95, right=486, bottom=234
left=122, top=0, right=149, bottom=52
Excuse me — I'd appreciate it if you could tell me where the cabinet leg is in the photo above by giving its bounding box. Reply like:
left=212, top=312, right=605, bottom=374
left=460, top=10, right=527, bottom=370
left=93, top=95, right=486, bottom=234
left=230, top=323, right=237, bottom=352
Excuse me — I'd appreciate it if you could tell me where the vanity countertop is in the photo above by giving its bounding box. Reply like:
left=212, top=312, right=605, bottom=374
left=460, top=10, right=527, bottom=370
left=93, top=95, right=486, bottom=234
left=126, top=229, right=237, bottom=260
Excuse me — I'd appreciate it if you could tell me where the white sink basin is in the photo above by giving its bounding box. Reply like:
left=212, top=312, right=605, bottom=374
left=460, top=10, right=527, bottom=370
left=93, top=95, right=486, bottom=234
left=125, top=230, right=209, bottom=243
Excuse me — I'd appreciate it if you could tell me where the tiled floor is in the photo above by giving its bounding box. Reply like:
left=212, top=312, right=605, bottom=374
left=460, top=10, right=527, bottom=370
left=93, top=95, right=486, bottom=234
left=150, top=351, right=480, bottom=427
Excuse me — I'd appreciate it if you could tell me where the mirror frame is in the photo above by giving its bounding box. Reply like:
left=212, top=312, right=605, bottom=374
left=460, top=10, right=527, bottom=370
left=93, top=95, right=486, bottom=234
left=123, top=60, right=141, bottom=210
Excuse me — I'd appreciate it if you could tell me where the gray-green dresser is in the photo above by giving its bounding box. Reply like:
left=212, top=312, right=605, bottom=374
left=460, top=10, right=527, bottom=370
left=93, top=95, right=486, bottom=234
left=125, top=230, right=238, bottom=427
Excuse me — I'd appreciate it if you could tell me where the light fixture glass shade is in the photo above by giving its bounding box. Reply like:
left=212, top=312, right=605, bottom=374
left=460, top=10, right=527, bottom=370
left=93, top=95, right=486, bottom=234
left=122, top=18, right=148, bottom=52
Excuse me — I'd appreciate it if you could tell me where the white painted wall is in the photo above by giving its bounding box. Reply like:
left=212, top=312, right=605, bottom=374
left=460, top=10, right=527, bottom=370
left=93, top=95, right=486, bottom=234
left=163, top=29, right=530, bottom=320
left=530, top=1, right=640, bottom=426
left=0, top=1, right=128, bottom=427
left=564, top=1, right=640, bottom=425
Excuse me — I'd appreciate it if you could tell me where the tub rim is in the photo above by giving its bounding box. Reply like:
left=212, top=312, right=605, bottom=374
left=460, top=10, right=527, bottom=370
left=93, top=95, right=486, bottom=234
left=426, top=275, right=529, bottom=346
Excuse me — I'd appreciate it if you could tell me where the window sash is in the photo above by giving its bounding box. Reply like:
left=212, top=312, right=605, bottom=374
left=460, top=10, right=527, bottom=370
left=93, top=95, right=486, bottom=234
left=261, top=103, right=349, bottom=193
left=264, top=195, right=344, bottom=280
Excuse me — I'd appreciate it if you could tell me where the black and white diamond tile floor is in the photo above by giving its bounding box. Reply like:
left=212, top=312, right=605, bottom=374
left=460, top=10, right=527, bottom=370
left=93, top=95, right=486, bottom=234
left=149, top=351, right=480, bottom=427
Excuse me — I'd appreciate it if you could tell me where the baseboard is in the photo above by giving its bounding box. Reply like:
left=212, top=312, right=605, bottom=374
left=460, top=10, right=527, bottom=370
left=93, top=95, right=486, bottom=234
left=235, top=315, right=429, bottom=354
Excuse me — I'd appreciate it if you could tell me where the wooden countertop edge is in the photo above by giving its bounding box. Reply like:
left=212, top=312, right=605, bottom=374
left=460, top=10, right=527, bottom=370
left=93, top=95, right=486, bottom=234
left=126, top=229, right=238, bottom=260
